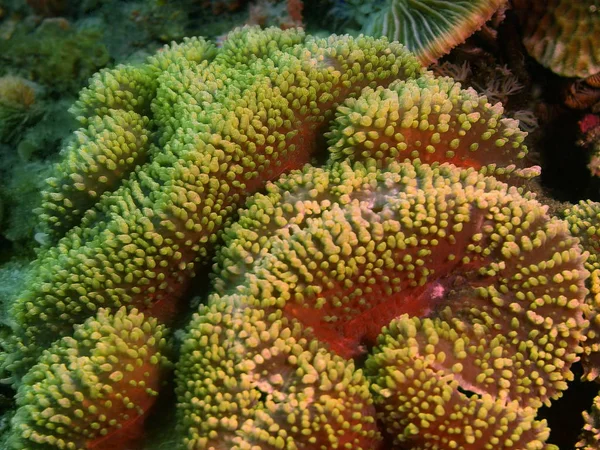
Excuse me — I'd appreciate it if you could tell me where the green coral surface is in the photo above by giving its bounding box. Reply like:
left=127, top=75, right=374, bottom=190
left=4, top=26, right=423, bottom=381
left=10, top=307, right=171, bottom=450
left=179, top=159, right=586, bottom=449
left=0, top=26, right=593, bottom=450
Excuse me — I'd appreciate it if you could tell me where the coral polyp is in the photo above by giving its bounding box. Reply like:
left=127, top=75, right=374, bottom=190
left=2, top=26, right=423, bottom=380
left=177, top=302, right=381, bottom=449
left=325, top=75, right=538, bottom=181
left=368, top=316, right=553, bottom=449
left=178, top=159, right=588, bottom=449
left=9, top=307, right=171, bottom=450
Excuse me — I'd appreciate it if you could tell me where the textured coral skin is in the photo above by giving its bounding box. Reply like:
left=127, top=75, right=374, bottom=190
left=2, top=27, right=592, bottom=450
left=2, top=27, right=423, bottom=380
left=9, top=307, right=171, bottom=450
left=564, top=201, right=600, bottom=381
left=179, top=159, right=587, bottom=449
left=578, top=378, right=600, bottom=449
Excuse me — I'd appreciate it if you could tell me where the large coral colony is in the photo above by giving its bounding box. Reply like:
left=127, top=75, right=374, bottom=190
left=1, top=25, right=599, bottom=449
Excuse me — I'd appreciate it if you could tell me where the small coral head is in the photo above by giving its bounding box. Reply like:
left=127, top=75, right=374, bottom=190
left=326, top=76, right=538, bottom=184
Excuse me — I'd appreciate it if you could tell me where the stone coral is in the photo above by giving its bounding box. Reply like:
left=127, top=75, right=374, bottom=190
left=514, top=0, right=600, bottom=78
left=360, top=0, right=508, bottom=65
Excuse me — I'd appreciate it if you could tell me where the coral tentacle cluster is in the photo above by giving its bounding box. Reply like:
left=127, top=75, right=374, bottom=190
left=177, top=158, right=587, bottom=449
left=563, top=201, right=600, bottom=449
left=325, top=74, right=538, bottom=181
left=36, top=40, right=211, bottom=241
left=2, top=26, right=423, bottom=380
left=9, top=307, right=171, bottom=450
left=564, top=200, right=600, bottom=381
left=1, top=26, right=592, bottom=450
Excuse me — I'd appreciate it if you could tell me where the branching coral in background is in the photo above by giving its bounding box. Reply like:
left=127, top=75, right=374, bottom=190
left=472, top=69, right=524, bottom=104
left=430, top=60, right=472, bottom=84
left=431, top=61, right=539, bottom=132
left=508, top=109, right=539, bottom=133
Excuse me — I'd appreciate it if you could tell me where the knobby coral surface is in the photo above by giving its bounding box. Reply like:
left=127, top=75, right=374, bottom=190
left=579, top=390, right=600, bottom=449
left=10, top=307, right=171, bottom=450
left=1, top=26, right=593, bottom=450
left=178, top=159, right=587, bottom=449
left=562, top=201, right=600, bottom=449
left=564, top=200, right=600, bottom=380
left=3, top=26, right=423, bottom=381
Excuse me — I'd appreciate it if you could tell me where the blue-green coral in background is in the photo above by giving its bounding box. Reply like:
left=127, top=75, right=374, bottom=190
left=0, top=75, right=41, bottom=144
left=0, top=18, right=110, bottom=94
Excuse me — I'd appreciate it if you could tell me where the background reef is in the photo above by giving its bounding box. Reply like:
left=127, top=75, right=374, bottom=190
left=0, top=1, right=599, bottom=449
